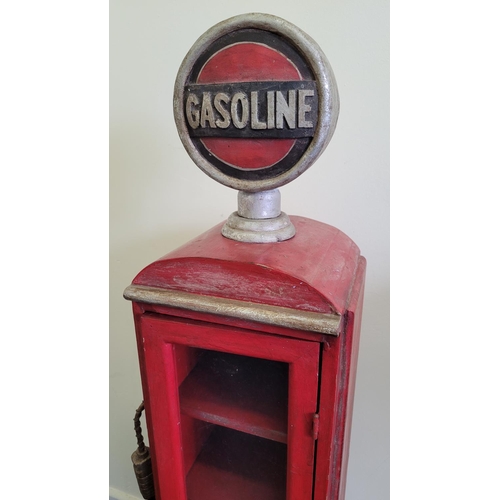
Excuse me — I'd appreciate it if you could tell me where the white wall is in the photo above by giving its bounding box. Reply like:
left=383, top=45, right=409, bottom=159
left=110, top=1, right=389, bottom=498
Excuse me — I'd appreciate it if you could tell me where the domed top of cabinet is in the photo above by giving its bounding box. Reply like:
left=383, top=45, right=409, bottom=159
left=130, top=217, right=361, bottom=318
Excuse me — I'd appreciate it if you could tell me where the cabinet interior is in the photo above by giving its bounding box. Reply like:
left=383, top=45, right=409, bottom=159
left=175, top=345, right=289, bottom=500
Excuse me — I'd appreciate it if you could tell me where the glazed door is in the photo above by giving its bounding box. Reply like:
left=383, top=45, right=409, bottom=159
left=138, top=313, right=320, bottom=500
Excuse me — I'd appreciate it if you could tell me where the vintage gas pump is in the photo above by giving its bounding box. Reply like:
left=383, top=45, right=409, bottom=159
left=124, top=13, right=366, bottom=500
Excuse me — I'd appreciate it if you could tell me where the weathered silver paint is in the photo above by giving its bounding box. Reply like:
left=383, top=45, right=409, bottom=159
left=124, top=284, right=341, bottom=335
left=185, top=87, right=316, bottom=133
left=222, top=210, right=295, bottom=243
left=237, top=189, right=281, bottom=219
left=267, top=90, right=275, bottom=129
left=298, top=89, right=315, bottom=128
left=250, top=91, right=267, bottom=130
left=214, top=93, right=230, bottom=128
left=185, top=94, right=200, bottom=129
left=221, top=188, right=295, bottom=242
left=276, top=90, right=296, bottom=129
left=231, top=92, right=249, bottom=129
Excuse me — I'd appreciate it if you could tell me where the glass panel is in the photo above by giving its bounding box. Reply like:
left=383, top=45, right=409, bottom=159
left=176, top=347, right=288, bottom=500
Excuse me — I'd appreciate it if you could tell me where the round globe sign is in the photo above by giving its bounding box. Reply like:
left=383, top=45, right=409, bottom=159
left=173, top=13, right=339, bottom=192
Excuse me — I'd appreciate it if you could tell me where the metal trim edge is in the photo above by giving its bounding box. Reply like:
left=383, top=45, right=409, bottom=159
left=123, top=284, right=341, bottom=336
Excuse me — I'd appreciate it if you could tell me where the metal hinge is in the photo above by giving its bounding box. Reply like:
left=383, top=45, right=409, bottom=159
left=313, top=413, right=320, bottom=440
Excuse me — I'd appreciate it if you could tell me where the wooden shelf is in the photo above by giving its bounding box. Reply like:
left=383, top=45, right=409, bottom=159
left=186, top=426, right=287, bottom=500
left=179, top=350, right=288, bottom=443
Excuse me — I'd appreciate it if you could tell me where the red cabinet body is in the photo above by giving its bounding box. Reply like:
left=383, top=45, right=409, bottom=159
left=125, top=216, right=366, bottom=500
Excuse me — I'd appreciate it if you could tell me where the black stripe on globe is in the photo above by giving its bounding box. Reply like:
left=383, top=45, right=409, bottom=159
left=185, top=81, right=318, bottom=139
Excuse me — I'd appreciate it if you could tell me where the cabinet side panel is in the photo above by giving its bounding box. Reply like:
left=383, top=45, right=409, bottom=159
left=313, top=335, right=342, bottom=500
left=336, top=258, right=366, bottom=500
left=314, top=257, right=366, bottom=500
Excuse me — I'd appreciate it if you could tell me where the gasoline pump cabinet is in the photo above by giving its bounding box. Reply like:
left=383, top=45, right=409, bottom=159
left=124, top=13, right=366, bottom=500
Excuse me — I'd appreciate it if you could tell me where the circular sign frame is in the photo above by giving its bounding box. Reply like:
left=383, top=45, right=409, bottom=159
left=173, top=13, right=339, bottom=192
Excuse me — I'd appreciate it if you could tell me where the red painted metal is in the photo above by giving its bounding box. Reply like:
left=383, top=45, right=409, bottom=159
left=129, top=216, right=365, bottom=500
left=197, top=42, right=301, bottom=83
left=201, top=137, right=295, bottom=170
left=133, top=216, right=361, bottom=315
